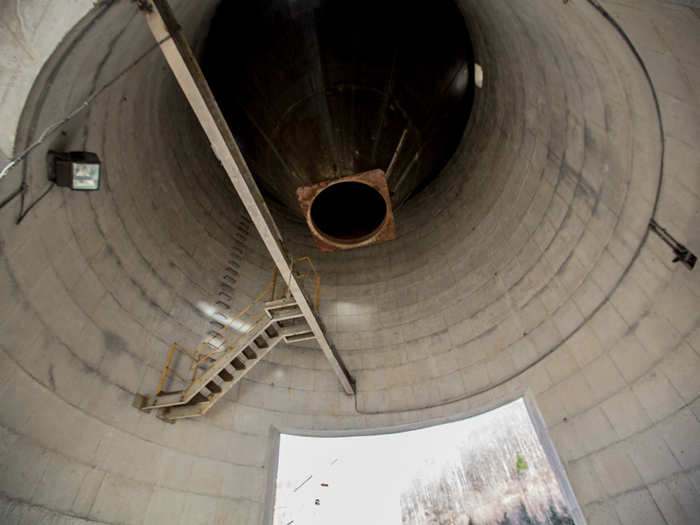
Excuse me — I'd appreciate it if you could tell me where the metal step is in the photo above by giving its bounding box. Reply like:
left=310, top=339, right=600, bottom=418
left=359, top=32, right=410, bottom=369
left=278, top=323, right=312, bottom=338
left=264, top=297, right=298, bottom=310
left=137, top=317, right=275, bottom=411
left=265, top=298, right=304, bottom=322
left=205, top=381, right=222, bottom=394
left=277, top=322, right=316, bottom=343
left=158, top=340, right=279, bottom=422
left=179, top=319, right=274, bottom=401
left=269, top=306, right=304, bottom=322
left=284, top=332, right=316, bottom=343
left=218, top=369, right=234, bottom=382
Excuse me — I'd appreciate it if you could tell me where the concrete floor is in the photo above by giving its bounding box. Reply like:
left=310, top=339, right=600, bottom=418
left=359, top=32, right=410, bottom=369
left=0, top=0, right=699, bottom=524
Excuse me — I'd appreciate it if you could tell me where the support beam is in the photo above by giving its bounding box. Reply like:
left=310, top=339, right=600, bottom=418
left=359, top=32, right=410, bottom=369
left=138, top=0, right=355, bottom=394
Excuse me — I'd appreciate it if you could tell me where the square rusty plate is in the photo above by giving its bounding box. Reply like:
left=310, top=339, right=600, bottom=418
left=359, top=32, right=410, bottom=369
left=296, top=169, right=397, bottom=252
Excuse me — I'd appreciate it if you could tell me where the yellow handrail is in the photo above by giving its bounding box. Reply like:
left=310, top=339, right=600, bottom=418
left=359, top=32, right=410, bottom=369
left=155, top=343, right=200, bottom=395
left=193, top=313, right=267, bottom=367
left=270, top=256, right=322, bottom=310
left=156, top=343, right=177, bottom=394
left=195, top=282, right=274, bottom=357
left=155, top=286, right=273, bottom=395
left=156, top=255, right=321, bottom=395
left=294, top=256, right=321, bottom=310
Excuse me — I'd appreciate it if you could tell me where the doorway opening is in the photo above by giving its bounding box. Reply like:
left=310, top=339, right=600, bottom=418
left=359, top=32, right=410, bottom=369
left=268, top=397, right=585, bottom=524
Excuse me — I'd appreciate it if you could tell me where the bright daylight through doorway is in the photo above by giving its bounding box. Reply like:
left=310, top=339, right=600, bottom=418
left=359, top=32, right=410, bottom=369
left=272, top=398, right=584, bottom=525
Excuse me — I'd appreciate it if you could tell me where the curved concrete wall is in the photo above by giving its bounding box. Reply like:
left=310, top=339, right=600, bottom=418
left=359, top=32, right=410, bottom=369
left=0, top=0, right=698, bottom=524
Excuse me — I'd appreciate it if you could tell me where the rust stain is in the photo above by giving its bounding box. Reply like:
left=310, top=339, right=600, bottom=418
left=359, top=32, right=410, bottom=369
left=297, top=169, right=397, bottom=252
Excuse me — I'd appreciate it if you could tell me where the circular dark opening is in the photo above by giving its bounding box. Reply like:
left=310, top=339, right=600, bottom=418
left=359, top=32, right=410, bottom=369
left=310, top=182, right=387, bottom=242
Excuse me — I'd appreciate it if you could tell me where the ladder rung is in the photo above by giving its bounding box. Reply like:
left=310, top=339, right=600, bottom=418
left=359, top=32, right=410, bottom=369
left=231, top=357, right=246, bottom=370
left=243, top=347, right=258, bottom=360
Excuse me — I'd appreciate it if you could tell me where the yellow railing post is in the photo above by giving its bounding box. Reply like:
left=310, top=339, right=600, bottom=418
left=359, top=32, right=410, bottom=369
left=315, top=275, right=321, bottom=311
left=157, top=343, right=177, bottom=395
left=271, top=267, right=278, bottom=301
left=191, top=360, right=198, bottom=383
left=155, top=255, right=322, bottom=396
left=193, top=282, right=273, bottom=361
left=293, top=256, right=322, bottom=311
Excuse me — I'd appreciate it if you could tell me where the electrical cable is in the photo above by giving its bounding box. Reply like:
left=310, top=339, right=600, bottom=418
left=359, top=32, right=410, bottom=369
left=354, top=0, right=667, bottom=415
left=15, top=183, right=56, bottom=225
left=1, top=101, right=92, bottom=183
left=0, top=183, right=26, bottom=211
left=0, top=34, right=170, bottom=183
left=0, top=19, right=170, bottom=224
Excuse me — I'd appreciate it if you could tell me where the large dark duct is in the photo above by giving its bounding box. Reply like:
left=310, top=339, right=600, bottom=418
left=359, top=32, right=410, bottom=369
left=202, top=0, right=474, bottom=217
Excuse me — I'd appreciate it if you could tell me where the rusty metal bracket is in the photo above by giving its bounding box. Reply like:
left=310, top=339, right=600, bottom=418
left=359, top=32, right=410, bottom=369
left=649, top=219, right=696, bottom=270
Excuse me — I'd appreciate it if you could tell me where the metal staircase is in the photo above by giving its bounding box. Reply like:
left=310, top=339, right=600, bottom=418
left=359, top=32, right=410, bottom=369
left=137, top=0, right=356, bottom=400
left=133, top=259, right=330, bottom=423
left=134, top=298, right=315, bottom=422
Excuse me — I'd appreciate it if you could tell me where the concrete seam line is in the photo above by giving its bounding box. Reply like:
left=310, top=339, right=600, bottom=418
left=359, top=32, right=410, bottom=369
left=355, top=0, right=666, bottom=416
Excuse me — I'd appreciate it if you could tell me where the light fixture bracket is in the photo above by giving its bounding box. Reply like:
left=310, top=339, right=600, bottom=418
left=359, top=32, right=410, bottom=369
left=48, top=151, right=101, bottom=191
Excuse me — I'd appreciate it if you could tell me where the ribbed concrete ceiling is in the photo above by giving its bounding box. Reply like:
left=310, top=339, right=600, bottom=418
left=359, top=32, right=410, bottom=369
left=1, top=0, right=699, bottom=523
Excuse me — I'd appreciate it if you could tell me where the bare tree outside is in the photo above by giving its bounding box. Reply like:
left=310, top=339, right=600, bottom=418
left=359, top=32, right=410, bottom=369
left=399, top=400, right=574, bottom=525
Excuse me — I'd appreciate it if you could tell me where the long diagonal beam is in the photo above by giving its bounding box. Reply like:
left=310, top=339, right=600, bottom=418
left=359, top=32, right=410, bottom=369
left=139, top=0, right=355, bottom=394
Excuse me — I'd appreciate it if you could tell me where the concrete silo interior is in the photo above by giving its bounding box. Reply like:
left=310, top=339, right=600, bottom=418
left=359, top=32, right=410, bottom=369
left=1, top=0, right=699, bottom=523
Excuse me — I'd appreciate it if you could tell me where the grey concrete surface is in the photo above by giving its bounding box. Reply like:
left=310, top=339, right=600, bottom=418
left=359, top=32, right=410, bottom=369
left=0, top=0, right=698, bottom=524
left=0, top=0, right=94, bottom=158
